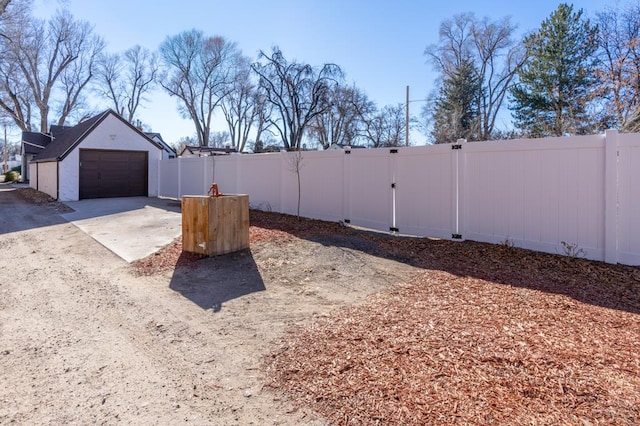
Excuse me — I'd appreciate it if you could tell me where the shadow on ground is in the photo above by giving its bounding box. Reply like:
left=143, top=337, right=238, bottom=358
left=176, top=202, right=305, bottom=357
left=169, top=249, right=265, bottom=312
left=0, top=186, right=69, bottom=235
left=249, top=210, right=640, bottom=317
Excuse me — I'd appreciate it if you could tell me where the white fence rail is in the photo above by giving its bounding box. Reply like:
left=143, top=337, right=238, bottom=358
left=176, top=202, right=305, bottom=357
left=157, top=130, right=640, bottom=266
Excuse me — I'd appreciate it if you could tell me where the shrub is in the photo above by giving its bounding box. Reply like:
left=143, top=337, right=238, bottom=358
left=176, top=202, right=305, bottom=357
left=4, top=170, right=19, bottom=182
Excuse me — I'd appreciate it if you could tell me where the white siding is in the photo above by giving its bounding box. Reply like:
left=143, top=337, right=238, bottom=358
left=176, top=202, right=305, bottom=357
left=35, top=161, right=58, bottom=200
left=28, top=163, right=38, bottom=190
left=58, top=114, right=162, bottom=201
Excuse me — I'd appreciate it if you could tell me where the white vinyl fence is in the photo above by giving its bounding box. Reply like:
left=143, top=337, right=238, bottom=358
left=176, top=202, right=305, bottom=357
left=158, top=130, right=640, bottom=266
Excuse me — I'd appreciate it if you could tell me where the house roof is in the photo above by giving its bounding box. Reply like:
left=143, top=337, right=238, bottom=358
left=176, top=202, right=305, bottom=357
left=49, top=125, right=73, bottom=137
left=327, top=143, right=366, bottom=150
left=22, top=132, right=53, bottom=154
left=145, top=132, right=176, bottom=155
left=32, top=110, right=163, bottom=163
left=179, top=145, right=237, bottom=156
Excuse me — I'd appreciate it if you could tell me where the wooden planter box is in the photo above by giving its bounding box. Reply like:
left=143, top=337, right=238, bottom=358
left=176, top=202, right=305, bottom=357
left=181, top=194, right=249, bottom=256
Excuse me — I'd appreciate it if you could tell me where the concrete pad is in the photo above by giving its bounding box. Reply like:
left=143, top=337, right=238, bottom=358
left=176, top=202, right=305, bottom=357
left=62, top=197, right=182, bottom=263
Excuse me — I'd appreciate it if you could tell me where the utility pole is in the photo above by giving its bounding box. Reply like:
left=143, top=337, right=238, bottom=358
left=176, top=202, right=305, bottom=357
left=405, top=85, right=409, bottom=147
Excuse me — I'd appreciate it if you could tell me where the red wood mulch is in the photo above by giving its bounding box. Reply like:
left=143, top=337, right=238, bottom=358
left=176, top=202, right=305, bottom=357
left=253, top=212, right=640, bottom=425
left=133, top=210, right=640, bottom=424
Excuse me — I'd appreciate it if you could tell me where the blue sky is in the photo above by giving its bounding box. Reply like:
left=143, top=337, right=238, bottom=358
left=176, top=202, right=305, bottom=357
left=31, top=0, right=615, bottom=145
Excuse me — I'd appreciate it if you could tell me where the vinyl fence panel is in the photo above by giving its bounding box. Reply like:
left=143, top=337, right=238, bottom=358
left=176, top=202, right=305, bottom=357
left=233, top=153, right=283, bottom=212
left=617, top=133, right=640, bottom=265
left=345, top=148, right=394, bottom=233
left=158, top=130, right=640, bottom=266
left=394, top=145, right=454, bottom=239
left=295, top=150, right=346, bottom=222
left=463, top=136, right=606, bottom=260
left=158, top=157, right=179, bottom=199
left=180, top=157, right=213, bottom=197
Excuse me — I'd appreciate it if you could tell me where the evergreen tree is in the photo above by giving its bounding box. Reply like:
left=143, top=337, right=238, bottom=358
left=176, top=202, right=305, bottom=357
left=510, top=3, right=599, bottom=137
left=431, top=59, right=480, bottom=143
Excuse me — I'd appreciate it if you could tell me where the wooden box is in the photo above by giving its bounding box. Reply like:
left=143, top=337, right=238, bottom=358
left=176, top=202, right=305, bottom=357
left=181, top=195, right=249, bottom=256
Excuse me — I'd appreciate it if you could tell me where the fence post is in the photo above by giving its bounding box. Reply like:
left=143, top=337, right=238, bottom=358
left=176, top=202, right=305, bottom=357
left=157, top=158, right=160, bottom=198
left=177, top=157, right=182, bottom=199
left=451, top=139, right=466, bottom=240
left=604, top=129, right=619, bottom=264
left=280, top=150, right=288, bottom=215
left=343, top=147, right=352, bottom=224
left=390, top=147, right=398, bottom=232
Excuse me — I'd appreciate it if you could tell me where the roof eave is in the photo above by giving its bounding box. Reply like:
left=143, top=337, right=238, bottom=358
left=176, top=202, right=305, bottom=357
left=30, top=157, right=60, bottom=163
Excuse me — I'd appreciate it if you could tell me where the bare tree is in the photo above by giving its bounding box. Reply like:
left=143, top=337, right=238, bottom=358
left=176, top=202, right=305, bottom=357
left=425, top=13, right=524, bottom=140
left=219, top=54, right=272, bottom=152
left=0, top=0, right=23, bottom=40
left=56, top=51, right=98, bottom=126
left=95, top=45, right=158, bottom=123
left=0, top=0, right=28, bottom=127
left=307, top=84, right=370, bottom=148
left=0, top=9, right=104, bottom=131
left=159, top=30, right=240, bottom=146
left=358, top=103, right=406, bottom=147
left=208, top=130, right=230, bottom=148
left=0, top=0, right=11, bottom=16
left=0, top=51, right=33, bottom=130
left=286, top=149, right=304, bottom=218
left=251, top=46, right=342, bottom=151
left=251, top=90, right=273, bottom=151
left=596, top=4, right=640, bottom=131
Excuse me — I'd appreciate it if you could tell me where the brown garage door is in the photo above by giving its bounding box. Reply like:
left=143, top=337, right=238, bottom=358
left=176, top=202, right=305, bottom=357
left=79, top=149, right=148, bottom=199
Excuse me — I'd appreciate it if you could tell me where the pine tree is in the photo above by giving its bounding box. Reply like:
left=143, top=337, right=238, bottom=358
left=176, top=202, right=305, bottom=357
left=431, top=59, right=480, bottom=144
left=510, top=4, right=599, bottom=137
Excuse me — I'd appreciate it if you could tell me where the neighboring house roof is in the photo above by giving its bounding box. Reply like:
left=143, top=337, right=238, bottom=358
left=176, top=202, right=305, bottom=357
left=31, top=110, right=163, bottom=163
left=179, top=145, right=237, bottom=156
left=22, top=132, right=53, bottom=155
left=49, top=125, right=74, bottom=137
left=327, top=143, right=366, bottom=150
left=145, top=132, right=176, bottom=156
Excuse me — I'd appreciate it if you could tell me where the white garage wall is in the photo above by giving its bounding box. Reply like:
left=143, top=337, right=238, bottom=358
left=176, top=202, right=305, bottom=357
left=29, top=161, right=58, bottom=199
left=28, top=163, right=38, bottom=191
left=58, top=114, right=162, bottom=201
left=37, top=161, right=58, bottom=200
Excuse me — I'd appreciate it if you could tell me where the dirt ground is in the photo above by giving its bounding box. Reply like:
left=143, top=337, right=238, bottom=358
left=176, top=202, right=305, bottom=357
left=2, top=185, right=639, bottom=425
left=0, top=186, right=417, bottom=425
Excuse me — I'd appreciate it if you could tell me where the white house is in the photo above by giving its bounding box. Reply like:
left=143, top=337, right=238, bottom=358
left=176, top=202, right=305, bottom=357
left=27, top=110, right=163, bottom=201
left=145, top=132, right=177, bottom=159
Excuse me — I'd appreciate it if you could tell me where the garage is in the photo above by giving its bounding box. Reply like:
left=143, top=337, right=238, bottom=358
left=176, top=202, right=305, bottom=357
left=79, top=149, right=148, bottom=199
left=27, top=110, right=162, bottom=201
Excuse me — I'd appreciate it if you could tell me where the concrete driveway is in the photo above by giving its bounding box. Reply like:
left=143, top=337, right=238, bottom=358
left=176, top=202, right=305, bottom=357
left=61, top=197, right=182, bottom=263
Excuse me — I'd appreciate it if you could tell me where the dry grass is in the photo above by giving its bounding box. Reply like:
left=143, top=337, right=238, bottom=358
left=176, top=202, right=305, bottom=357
left=14, top=187, right=74, bottom=213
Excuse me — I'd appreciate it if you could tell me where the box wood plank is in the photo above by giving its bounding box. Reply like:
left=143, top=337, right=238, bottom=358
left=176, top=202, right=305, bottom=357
left=181, top=195, right=249, bottom=256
